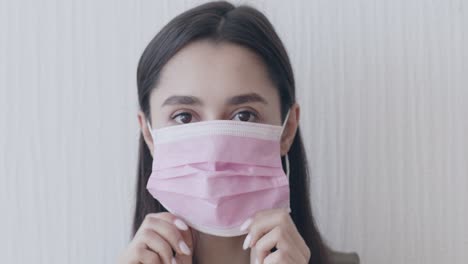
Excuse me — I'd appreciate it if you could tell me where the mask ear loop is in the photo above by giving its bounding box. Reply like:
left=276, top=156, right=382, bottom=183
left=280, top=109, right=291, bottom=179
left=279, top=109, right=291, bottom=136
left=146, top=119, right=155, bottom=139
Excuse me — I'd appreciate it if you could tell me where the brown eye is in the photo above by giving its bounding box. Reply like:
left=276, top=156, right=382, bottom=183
left=233, top=111, right=256, bottom=122
left=173, top=112, right=193, bottom=124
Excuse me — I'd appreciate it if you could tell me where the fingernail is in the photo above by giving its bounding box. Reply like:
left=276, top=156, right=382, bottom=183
left=242, top=234, right=251, bottom=250
left=240, top=218, right=252, bottom=231
left=172, top=257, right=178, bottom=264
left=179, top=240, right=191, bottom=255
left=174, top=218, right=188, bottom=231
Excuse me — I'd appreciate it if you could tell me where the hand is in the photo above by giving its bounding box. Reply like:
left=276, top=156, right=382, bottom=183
left=118, top=212, right=193, bottom=264
left=240, top=208, right=311, bottom=264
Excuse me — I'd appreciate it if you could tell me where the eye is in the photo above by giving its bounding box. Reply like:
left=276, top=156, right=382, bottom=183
left=172, top=112, right=193, bottom=124
left=232, top=111, right=257, bottom=122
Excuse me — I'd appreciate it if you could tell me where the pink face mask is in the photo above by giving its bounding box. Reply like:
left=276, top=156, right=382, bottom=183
left=146, top=111, right=291, bottom=237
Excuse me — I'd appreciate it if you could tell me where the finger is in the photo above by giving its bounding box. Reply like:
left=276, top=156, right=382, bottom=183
left=136, top=230, right=173, bottom=264
left=173, top=231, right=195, bottom=264
left=242, top=208, right=292, bottom=248
left=140, top=214, right=192, bottom=256
left=263, top=249, right=296, bottom=264
left=254, top=226, right=281, bottom=263
left=292, top=232, right=310, bottom=261
left=255, top=226, right=302, bottom=264
left=253, top=228, right=308, bottom=264
left=173, top=250, right=193, bottom=264
left=147, top=213, right=194, bottom=250
left=251, top=210, right=309, bottom=262
left=136, top=246, right=162, bottom=264
left=145, top=213, right=194, bottom=264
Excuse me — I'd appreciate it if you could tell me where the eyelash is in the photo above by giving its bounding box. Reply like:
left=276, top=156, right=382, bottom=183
left=170, top=109, right=259, bottom=123
left=171, top=110, right=198, bottom=123
left=233, top=110, right=258, bottom=121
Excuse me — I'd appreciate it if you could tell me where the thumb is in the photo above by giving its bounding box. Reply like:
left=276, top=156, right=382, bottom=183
left=174, top=226, right=195, bottom=264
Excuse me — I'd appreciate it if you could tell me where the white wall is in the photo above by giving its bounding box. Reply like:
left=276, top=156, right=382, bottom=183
left=1, top=0, right=466, bottom=263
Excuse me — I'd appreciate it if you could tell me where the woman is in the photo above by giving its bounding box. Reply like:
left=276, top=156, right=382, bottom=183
left=119, top=1, right=329, bottom=263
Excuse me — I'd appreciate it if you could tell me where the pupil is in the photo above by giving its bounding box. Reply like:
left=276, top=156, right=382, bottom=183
left=181, top=114, right=192, bottom=123
left=239, top=112, right=250, bottom=121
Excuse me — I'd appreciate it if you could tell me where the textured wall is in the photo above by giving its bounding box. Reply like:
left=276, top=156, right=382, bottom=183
left=1, top=0, right=467, bottom=263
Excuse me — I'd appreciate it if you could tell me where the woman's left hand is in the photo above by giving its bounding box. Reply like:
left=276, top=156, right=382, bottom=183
left=240, top=208, right=311, bottom=264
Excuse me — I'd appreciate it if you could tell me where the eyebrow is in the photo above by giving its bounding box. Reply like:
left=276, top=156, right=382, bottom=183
left=161, top=93, right=268, bottom=107
left=226, top=93, right=268, bottom=105
left=161, top=95, right=203, bottom=107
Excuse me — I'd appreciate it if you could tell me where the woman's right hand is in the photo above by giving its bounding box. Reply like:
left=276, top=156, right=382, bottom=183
left=118, top=212, right=194, bottom=264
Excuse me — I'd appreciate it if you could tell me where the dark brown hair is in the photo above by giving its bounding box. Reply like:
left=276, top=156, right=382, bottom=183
left=134, top=1, right=329, bottom=263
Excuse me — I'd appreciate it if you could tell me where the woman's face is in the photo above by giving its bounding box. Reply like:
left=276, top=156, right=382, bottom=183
left=138, top=40, right=299, bottom=155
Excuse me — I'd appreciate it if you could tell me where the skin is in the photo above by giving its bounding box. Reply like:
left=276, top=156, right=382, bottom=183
left=120, top=40, right=310, bottom=264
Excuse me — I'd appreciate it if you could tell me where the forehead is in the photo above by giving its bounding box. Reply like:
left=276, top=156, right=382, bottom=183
left=151, top=40, right=280, bottom=106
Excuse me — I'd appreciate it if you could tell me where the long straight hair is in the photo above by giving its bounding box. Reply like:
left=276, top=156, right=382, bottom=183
left=134, top=1, right=329, bottom=263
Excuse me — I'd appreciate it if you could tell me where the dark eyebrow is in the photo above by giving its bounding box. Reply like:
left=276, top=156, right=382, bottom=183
left=161, top=95, right=203, bottom=107
left=226, top=93, right=268, bottom=105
